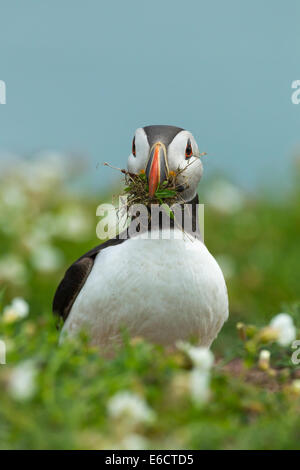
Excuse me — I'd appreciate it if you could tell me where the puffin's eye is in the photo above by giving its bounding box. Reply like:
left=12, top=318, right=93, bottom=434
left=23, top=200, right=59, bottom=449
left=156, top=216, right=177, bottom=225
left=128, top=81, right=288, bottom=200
left=132, top=137, right=136, bottom=157
left=185, top=139, right=193, bottom=159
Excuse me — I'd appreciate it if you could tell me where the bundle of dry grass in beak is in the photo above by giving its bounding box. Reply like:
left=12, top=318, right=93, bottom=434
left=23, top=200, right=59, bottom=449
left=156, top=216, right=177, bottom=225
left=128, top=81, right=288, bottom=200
left=103, top=157, right=205, bottom=227
left=103, top=163, right=192, bottom=208
left=123, top=170, right=183, bottom=207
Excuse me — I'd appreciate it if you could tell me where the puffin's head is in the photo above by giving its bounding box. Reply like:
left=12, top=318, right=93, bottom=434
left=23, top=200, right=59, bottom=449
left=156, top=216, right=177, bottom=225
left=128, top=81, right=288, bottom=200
left=127, top=125, right=203, bottom=202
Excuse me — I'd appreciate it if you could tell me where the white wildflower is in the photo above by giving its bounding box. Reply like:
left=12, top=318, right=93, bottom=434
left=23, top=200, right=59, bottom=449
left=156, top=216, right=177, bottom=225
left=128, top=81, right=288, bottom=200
left=0, top=254, right=27, bottom=285
left=23, top=227, right=52, bottom=252
left=1, top=185, right=27, bottom=209
left=177, top=343, right=214, bottom=405
left=291, top=379, right=300, bottom=394
left=0, top=339, right=6, bottom=364
left=269, top=313, right=296, bottom=347
left=177, top=342, right=214, bottom=370
left=33, top=213, right=61, bottom=239
left=2, top=297, right=29, bottom=324
left=56, top=207, right=92, bottom=240
left=205, top=180, right=244, bottom=214
left=23, top=152, right=66, bottom=193
left=107, top=391, right=155, bottom=425
left=189, top=369, right=211, bottom=404
left=30, top=244, right=63, bottom=272
left=9, top=360, right=37, bottom=401
left=121, top=434, right=148, bottom=450
left=258, top=349, right=270, bottom=371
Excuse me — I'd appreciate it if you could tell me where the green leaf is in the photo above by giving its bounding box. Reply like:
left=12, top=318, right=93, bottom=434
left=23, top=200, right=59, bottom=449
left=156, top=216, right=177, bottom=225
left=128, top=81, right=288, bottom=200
left=161, top=204, right=175, bottom=219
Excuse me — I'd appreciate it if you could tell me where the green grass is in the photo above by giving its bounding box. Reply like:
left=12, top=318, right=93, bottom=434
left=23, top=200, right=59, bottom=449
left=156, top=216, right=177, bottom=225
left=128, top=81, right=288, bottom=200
left=0, top=158, right=300, bottom=449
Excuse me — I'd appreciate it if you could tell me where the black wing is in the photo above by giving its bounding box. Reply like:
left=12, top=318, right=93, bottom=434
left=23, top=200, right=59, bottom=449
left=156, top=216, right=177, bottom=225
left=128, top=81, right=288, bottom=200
left=52, top=236, right=127, bottom=321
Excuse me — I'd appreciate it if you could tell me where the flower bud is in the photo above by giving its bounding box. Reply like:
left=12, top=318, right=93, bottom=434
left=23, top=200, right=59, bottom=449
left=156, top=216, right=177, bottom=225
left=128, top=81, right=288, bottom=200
left=258, top=349, right=270, bottom=371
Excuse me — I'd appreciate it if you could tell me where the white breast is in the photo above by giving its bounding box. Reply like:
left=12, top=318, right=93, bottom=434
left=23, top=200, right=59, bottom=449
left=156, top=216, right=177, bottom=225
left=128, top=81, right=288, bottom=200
left=61, top=230, right=229, bottom=352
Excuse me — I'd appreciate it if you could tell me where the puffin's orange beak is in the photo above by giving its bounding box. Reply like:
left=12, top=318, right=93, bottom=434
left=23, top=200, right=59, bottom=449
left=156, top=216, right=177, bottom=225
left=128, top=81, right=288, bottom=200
left=145, top=142, right=169, bottom=198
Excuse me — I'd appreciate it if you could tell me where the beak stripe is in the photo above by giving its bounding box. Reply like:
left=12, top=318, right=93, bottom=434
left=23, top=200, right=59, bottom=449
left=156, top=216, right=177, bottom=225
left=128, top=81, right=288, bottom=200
left=148, top=144, right=161, bottom=198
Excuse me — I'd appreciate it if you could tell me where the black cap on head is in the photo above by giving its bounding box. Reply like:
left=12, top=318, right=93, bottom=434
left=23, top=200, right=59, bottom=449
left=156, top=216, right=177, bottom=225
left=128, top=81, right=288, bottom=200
left=143, top=125, right=184, bottom=148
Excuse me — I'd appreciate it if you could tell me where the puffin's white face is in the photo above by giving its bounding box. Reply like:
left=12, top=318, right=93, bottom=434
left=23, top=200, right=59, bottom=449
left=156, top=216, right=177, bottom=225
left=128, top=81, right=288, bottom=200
left=127, top=125, right=203, bottom=202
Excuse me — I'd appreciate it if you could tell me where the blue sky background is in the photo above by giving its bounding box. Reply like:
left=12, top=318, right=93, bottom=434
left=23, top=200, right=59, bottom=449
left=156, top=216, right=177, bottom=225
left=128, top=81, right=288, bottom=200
left=0, top=1, right=299, bottom=192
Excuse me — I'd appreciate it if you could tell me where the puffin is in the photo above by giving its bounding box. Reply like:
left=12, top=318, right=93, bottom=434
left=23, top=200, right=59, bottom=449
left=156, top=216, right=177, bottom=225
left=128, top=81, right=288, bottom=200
left=53, top=125, right=229, bottom=353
